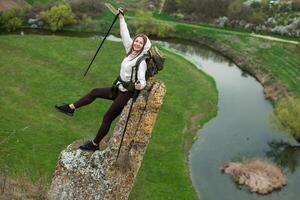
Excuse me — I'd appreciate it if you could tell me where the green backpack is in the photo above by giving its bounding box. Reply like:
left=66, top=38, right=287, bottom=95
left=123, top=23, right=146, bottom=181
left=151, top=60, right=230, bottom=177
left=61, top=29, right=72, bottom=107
left=137, top=46, right=165, bottom=80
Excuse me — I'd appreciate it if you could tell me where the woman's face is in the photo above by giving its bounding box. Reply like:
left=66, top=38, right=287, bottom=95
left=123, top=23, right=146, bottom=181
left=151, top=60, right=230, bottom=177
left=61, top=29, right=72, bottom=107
left=133, top=36, right=144, bottom=52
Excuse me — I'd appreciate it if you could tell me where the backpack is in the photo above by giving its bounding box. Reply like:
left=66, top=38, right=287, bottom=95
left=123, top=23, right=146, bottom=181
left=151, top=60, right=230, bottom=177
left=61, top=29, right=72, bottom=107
left=136, top=46, right=165, bottom=81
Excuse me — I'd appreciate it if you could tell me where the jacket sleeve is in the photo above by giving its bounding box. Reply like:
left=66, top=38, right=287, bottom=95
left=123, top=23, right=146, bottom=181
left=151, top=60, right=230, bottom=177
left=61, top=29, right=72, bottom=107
left=120, top=18, right=132, bottom=53
left=137, top=60, right=147, bottom=90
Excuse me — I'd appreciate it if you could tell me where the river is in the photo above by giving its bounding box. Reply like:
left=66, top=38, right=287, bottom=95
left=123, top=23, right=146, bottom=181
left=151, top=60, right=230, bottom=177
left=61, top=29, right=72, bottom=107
left=157, top=40, right=300, bottom=200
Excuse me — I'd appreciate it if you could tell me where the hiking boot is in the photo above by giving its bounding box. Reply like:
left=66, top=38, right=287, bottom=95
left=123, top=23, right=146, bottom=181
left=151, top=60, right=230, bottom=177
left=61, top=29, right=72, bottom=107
left=79, top=141, right=99, bottom=151
left=55, top=103, right=74, bottom=116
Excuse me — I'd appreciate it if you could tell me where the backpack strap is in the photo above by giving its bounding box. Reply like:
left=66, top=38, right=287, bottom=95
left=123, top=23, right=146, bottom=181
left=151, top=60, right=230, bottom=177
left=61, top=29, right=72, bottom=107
left=111, top=54, right=149, bottom=94
left=133, top=54, right=149, bottom=82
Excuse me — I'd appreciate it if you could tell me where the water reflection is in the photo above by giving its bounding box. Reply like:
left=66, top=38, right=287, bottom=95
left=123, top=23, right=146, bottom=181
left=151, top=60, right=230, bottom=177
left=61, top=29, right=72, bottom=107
left=266, top=140, right=300, bottom=173
left=155, top=40, right=231, bottom=64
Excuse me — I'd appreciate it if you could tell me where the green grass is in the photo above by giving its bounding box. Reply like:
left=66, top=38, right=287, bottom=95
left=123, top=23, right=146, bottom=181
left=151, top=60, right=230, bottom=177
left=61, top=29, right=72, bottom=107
left=25, top=0, right=53, bottom=5
left=0, top=34, right=217, bottom=199
left=254, top=45, right=300, bottom=95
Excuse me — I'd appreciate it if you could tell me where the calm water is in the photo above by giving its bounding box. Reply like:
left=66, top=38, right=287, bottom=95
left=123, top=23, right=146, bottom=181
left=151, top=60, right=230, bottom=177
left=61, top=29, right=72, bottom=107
left=157, top=41, right=300, bottom=200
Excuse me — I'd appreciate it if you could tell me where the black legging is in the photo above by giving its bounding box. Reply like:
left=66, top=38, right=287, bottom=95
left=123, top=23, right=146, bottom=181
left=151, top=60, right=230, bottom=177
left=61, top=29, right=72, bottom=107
left=73, top=87, right=132, bottom=144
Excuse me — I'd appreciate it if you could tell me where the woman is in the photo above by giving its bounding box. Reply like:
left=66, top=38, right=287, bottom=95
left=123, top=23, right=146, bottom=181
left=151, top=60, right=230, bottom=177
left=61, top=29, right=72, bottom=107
left=55, top=9, right=151, bottom=151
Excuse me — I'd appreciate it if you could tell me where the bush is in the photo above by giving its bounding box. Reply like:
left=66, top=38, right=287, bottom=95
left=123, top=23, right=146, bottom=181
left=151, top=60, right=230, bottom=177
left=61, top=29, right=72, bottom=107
left=69, top=0, right=104, bottom=19
left=134, top=10, right=154, bottom=19
left=164, top=0, right=229, bottom=21
left=278, top=2, right=292, bottom=12
left=227, top=0, right=242, bottom=19
left=23, top=4, right=50, bottom=22
left=271, top=25, right=289, bottom=35
left=292, top=2, right=300, bottom=11
left=216, top=16, right=229, bottom=27
left=131, top=19, right=175, bottom=37
left=162, top=0, right=181, bottom=13
left=0, top=8, right=24, bottom=32
left=40, top=3, right=76, bottom=32
left=270, top=16, right=300, bottom=36
left=247, top=10, right=267, bottom=25
left=80, top=14, right=93, bottom=26
left=270, top=96, right=300, bottom=142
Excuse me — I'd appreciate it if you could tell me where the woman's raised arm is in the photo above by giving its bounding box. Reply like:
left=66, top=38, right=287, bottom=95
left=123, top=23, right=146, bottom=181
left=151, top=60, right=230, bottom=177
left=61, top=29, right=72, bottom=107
left=118, top=9, right=132, bottom=53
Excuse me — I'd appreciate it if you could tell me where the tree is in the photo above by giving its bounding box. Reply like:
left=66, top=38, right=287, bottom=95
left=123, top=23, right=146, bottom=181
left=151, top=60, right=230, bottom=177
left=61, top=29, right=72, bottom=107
left=292, top=2, right=300, bottom=11
left=163, top=0, right=230, bottom=20
left=40, top=3, right=76, bottom=32
left=250, top=1, right=261, bottom=10
left=131, top=10, right=175, bottom=37
left=248, top=10, right=267, bottom=25
left=69, top=0, right=104, bottom=19
left=260, top=0, right=271, bottom=13
left=0, top=8, right=24, bottom=32
left=162, top=0, right=182, bottom=13
left=270, top=96, right=300, bottom=142
left=131, top=19, right=175, bottom=37
left=227, top=0, right=244, bottom=19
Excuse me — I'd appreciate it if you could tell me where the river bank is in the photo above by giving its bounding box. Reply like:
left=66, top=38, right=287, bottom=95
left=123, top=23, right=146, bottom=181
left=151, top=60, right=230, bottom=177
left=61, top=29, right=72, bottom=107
left=166, top=33, right=297, bottom=102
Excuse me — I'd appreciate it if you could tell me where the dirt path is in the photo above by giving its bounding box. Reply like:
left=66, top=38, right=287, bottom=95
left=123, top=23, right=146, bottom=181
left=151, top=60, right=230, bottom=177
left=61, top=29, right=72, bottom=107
left=250, top=33, right=300, bottom=45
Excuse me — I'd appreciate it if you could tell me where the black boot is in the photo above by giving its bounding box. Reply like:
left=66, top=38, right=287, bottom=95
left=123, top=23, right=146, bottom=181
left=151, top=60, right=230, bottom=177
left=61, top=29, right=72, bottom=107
left=79, top=141, right=99, bottom=151
left=55, top=103, right=74, bottom=116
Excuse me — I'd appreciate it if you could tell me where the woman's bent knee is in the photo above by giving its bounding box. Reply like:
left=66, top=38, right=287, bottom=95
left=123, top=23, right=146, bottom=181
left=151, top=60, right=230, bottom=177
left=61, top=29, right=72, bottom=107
left=90, top=88, right=99, bottom=95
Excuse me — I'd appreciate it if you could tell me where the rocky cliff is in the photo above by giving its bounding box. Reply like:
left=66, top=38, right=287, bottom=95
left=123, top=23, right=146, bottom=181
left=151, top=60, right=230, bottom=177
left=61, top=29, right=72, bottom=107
left=48, top=80, right=166, bottom=200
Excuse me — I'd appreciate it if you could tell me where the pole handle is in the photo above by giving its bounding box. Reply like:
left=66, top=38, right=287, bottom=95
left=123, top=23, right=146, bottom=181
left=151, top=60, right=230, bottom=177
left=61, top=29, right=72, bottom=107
left=118, top=8, right=124, bottom=16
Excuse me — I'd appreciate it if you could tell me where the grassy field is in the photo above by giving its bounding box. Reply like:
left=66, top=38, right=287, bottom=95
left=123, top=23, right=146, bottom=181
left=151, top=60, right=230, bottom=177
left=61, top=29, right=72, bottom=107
left=170, top=22, right=300, bottom=97
left=25, top=0, right=51, bottom=5
left=0, top=34, right=217, bottom=199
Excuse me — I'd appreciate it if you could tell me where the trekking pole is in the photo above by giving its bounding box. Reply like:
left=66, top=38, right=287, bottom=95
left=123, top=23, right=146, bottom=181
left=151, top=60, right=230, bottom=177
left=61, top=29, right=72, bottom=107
left=83, top=9, right=123, bottom=77
left=116, top=90, right=139, bottom=161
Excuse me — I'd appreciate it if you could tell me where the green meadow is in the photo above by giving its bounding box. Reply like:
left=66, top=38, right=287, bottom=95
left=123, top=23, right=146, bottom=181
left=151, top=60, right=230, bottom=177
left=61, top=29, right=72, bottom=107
left=25, top=0, right=51, bottom=5
left=171, top=23, right=300, bottom=97
left=0, top=34, right=217, bottom=199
